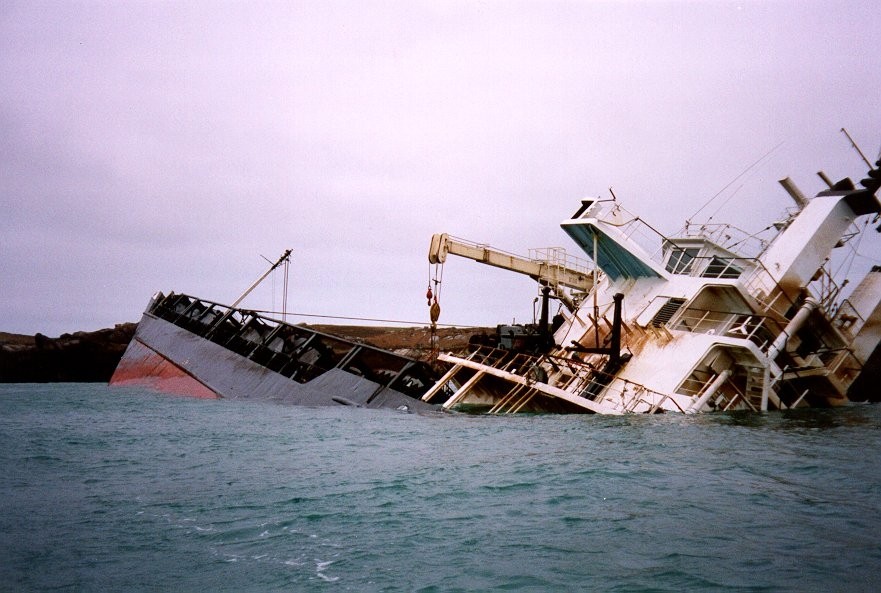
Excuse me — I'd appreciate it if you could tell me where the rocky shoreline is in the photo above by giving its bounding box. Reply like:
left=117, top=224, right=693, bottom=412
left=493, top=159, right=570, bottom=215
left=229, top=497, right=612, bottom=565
left=0, top=323, right=485, bottom=383
left=0, top=324, right=138, bottom=382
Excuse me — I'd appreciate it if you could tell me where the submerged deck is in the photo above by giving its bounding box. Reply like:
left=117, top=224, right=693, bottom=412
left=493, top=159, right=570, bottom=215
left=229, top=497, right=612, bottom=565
left=421, top=345, right=679, bottom=414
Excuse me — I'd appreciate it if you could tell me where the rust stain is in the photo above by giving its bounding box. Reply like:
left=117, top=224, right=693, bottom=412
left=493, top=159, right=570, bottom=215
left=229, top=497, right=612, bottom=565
left=110, top=339, right=219, bottom=399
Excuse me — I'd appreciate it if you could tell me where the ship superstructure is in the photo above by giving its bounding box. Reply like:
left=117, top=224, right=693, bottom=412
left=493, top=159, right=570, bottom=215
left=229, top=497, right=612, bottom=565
left=421, top=156, right=881, bottom=414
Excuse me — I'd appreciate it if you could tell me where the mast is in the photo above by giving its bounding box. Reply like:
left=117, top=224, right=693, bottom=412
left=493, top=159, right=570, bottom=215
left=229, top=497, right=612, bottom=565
left=231, top=249, right=293, bottom=309
left=841, top=127, right=872, bottom=169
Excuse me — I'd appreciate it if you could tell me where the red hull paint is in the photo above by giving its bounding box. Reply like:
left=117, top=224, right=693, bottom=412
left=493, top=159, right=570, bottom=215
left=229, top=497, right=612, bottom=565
left=110, top=339, right=219, bottom=399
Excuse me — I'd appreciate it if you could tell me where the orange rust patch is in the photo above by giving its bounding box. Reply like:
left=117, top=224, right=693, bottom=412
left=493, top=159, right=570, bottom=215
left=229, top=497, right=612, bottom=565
left=110, top=340, right=219, bottom=399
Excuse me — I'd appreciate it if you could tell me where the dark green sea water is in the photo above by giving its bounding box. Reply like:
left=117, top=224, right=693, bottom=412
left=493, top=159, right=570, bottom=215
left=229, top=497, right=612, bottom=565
left=1, top=384, right=880, bottom=592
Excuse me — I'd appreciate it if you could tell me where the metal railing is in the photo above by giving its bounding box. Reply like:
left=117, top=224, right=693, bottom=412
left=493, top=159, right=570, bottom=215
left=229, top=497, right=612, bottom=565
left=527, top=246, right=594, bottom=276
left=442, top=235, right=595, bottom=275
left=680, top=222, right=774, bottom=259
left=670, top=308, right=781, bottom=350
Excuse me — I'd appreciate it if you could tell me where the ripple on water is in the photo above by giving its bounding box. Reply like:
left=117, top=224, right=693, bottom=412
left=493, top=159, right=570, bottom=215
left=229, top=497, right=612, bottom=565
left=2, top=385, right=881, bottom=592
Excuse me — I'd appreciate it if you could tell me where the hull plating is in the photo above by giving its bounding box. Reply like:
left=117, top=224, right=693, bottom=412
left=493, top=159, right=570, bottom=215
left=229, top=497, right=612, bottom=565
left=111, top=311, right=439, bottom=412
left=110, top=338, right=219, bottom=399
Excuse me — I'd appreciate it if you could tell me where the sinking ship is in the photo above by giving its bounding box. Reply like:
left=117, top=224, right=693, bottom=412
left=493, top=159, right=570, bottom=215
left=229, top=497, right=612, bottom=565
left=112, top=146, right=881, bottom=414
left=422, top=151, right=881, bottom=413
left=110, top=251, right=442, bottom=411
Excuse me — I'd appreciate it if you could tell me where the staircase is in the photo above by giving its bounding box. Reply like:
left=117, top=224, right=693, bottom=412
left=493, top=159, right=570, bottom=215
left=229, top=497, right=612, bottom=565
left=743, top=367, right=766, bottom=411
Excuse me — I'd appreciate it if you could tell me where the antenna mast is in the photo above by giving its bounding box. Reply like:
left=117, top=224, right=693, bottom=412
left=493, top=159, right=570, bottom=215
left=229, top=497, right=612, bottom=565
left=232, top=249, right=293, bottom=309
left=841, top=127, right=872, bottom=168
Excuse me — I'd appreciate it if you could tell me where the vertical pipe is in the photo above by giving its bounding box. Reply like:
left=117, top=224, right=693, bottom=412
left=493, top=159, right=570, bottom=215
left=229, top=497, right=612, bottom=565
left=778, top=177, right=809, bottom=210
left=539, top=286, right=551, bottom=350
left=610, top=293, right=624, bottom=365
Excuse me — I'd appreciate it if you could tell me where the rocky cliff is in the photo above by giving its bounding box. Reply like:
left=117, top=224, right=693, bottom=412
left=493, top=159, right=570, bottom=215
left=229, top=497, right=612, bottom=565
left=0, top=324, right=137, bottom=382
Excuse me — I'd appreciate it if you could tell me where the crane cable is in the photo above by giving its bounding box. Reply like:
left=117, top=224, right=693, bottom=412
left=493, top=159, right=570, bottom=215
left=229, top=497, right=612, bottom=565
left=427, top=262, right=444, bottom=361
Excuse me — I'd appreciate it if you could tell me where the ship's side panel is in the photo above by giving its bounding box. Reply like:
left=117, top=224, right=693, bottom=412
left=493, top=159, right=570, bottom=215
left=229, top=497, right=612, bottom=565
left=113, top=313, right=438, bottom=412
left=109, top=335, right=220, bottom=399
left=840, top=267, right=881, bottom=365
left=758, top=192, right=880, bottom=300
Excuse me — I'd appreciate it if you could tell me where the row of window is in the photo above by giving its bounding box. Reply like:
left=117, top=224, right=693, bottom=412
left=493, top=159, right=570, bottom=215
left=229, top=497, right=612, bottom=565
left=664, top=248, right=742, bottom=279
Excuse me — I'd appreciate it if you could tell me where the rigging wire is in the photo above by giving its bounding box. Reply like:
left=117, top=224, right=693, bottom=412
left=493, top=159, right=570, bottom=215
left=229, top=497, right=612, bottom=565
left=706, top=183, right=744, bottom=222
left=268, top=252, right=291, bottom=322
left=833, top=218, right=868, bottom=282
left=687, top=141, right=785, bottom=223
left=246, top=308, right=485, bottom=328
left=282, top=256, right=290, bottom=322
left=853, top=251, right=881, bottom=265
left=720, top=223, right=777, bottom=256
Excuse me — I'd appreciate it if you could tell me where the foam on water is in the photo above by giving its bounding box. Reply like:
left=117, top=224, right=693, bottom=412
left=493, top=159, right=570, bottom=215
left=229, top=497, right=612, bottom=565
left=1, top=384, right=881, bottom=592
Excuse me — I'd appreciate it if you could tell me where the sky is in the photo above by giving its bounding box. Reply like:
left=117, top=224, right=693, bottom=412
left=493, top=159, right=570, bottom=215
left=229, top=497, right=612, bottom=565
left=1, top=0, right=880, bottom=336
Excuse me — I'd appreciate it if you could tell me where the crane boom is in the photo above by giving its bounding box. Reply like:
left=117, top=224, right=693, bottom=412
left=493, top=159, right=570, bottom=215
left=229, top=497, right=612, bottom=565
left=428, top=233, right=594, bottom=296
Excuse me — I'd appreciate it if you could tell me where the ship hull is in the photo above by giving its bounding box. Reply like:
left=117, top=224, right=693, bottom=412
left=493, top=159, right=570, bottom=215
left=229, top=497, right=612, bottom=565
left=110, top=295, right=440, bottom=412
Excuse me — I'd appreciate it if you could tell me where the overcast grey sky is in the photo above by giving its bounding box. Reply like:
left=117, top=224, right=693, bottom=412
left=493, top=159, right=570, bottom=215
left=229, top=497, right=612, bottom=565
left=2, top=0, right=880, bottom=336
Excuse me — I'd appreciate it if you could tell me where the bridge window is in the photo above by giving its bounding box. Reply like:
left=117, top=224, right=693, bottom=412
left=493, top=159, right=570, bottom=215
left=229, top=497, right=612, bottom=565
left=665, top=248, right=700, bottom=274
left=702, top=256, right=742, bottom=279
